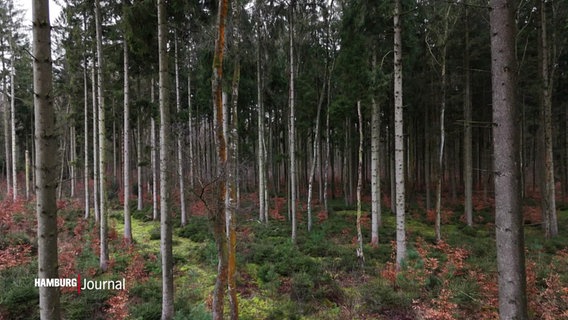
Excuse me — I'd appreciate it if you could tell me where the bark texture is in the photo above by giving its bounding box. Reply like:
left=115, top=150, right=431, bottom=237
left=490, top=1, right=529, bottom=318
left=32, top=0, right=61, bottom=317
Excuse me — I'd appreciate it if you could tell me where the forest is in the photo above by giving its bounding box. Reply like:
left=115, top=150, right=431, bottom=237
left=1, top=0, right=568, bottom=319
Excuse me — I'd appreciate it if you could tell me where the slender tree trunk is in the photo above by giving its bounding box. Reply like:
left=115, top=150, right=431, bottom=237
left=158, top=0, right=174, bottom=317
left=1, top=48, right=12, bottom=197
left=371, top=54, right=381, bottom=246
left=289, top=1, right=297, bottom=243
left=33, top=0, right=61, bottom=316
left=307, top=68, right=326, bottom=232
left=70, top=125, right=76, bottom=198
left=173, top=34, right=187, bottom=227
left=92, top=61, right=100, bottom=223
left=9, top=36, right=17, bottom=200
left=463, top=6, right=473, bottom=227
left=123, top=28, right=132, bottom=244
left=394, top=0, right=406, bottom=270
left=256, top=10, right=267, bottom=223
left=228, top=2, right=241, bottom=315
left=356, top=101, right=365, bottom=267
left=434, top=5, right=451, bottom=243
left=187, top=66, right=195, bottom=190
left=25, top=149, right=30, bottom=200
left=490, top=1, right=528, bottom=318
left=539, top=0, right=558, bottom=238
left=211, top=1, right=230, bottom=319
left=95, top=0, right=109, bottom=272
left=137, top=115, right=143, bottom=211
left=83, top=53, right=90, bottom=219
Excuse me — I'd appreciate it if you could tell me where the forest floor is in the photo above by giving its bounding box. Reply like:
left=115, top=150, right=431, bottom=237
left=1, top=195, right=568, bottom=319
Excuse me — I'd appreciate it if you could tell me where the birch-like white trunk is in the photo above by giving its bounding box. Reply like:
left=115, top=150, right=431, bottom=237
left=371, top=52, right=381, bottom=246
left=393, top=0, right=406, bottom=270
left=123, top=32, right=132, bottom=244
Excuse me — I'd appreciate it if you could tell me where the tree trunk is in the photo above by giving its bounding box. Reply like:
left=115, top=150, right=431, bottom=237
left=371, top=53, right=381, bottom=246
left=394, top=0, right=406, bottom=270
left=1, top=46, right=12, bottom=197
left=95, top=0, right=109, bottom=272
left=256, top=8, right=268, bottom=223
left=228, top=2, right=241, bottom=315
left=211, top=1, right=230, bottom=319
left=9, top=34, right=17, bottom=200
left=83, top=52, right=90, bottom=219
left=158, top=0, right=174, bottom=317
left=137, top=115, right=143, bottom=211
left=463, top=6, right=473, bottom=227
left=490, top=1, right=529, bottom=318
left=123, top=27, right=132, bottom=244
left=33, top=0, right=61, bottom=316
left=356, top=101, right=365, bottom=267
left=70, top=125, right=76, bottom=198
left=539, top=0, right=558, bottom=238
left=174, top=34, right=187, bottom=227
left=434, top=4, right=451, bottom=243
left=307, top=67, right=326, bottom=232
left=289, top=1, right=297, bottom=243
left=92, top=60, right=100, bottom=223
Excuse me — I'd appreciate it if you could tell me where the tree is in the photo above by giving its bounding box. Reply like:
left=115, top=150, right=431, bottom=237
left=211, top=0, right=230, bottom=318
left=95, top=0, right=109, bottom=272
left=123, top=3, right=132, bottom=244
left=33, top=0, right=61, bottom=317
left=490, top=0, right=528, bottom=318
left=538, top=0, right=558, bottom=238
left=289, top=0, right=297, bottom=243
left=393, top=0, right=406, bottom=270
left=158, top=0, right=174, bottom=317
left=355, top=101, right=364, bottom=266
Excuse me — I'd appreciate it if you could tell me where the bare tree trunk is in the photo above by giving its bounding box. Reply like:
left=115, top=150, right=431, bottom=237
left=137, top=115, right=143, bottom=211
left=289, top=1, right=297, bottom=243
left=123, top=28, right=132, bottom=244
left=33, top=0, right=61, bottom=316
left=256, top=8, right=267, bottom=223
left=307, top=68, right=326, bottom=232
left=95, top=0, right=109, bottom=272
left=211, top=1, right=230, bottom=319
left=25, top=149, right=30, bottom=200
left=356, top=101, right=365, bottom=267
left=158, top=0, right=174, bottom=317
left=463, top=6, right=473, bottom=227
left=70, top=125, right=76, bottom=198
left=173, top=35, right=187, bottom=227
left=394, top=0, right=406, bottom=270
left=228, top=2, right=241, bottom=314
left=490, top=1, right=528, bottom=318
left=539, top=0, right=558, bottom=238
left=151, top=78, right=158, bottom=221
left=92, top=61, right=100, bottom=223
left=9, top=35, right=17, bottom=200
left=371, top=53, right=381, bottom=246
left=1, top=47, right=12, bottom=197
left=434, top=5, right=451, bottom=243
left=83, top=52, right=90, bottom=219
left=187, top=67, right=195, bottom=190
